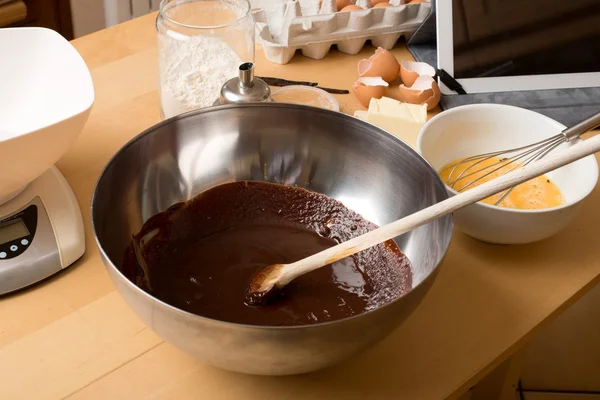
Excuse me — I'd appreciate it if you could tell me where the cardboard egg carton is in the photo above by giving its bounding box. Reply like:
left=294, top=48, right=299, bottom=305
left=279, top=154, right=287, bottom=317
left=253, top=0, right=431, bottom=65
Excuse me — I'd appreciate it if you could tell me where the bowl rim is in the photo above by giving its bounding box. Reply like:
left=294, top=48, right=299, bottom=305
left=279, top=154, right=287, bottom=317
left=91, top=102, right=454, bottom=330
left=416, top=103, right=599, bottom=214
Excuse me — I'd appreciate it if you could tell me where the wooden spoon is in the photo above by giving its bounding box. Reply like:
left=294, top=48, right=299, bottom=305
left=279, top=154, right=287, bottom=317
left=246, top=130, right=600, bottom=306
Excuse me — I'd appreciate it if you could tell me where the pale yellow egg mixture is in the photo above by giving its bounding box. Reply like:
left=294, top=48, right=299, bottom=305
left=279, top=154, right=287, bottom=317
left=439, top=157, right=565, bottom=210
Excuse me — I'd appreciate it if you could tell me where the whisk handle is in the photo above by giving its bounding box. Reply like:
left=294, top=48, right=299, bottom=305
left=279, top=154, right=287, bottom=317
left=562, top=111, right=600, bottom=141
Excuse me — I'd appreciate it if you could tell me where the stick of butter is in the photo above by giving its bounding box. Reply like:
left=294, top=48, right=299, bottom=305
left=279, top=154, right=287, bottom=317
left=353, top=97, right=427, bottom=149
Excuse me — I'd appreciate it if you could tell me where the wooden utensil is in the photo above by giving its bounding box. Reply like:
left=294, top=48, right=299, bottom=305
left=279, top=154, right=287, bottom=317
left=246, top=130, right=600, bottom=306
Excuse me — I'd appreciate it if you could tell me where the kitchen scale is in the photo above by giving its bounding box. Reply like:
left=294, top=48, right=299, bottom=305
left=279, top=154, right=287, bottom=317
left=0, top=27, right=94, bottom=296
left=0, top=166, right=85, bottom=295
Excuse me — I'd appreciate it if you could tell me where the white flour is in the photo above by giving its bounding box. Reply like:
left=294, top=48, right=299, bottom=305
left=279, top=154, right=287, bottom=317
left=159, top=33, right=242, bottom=119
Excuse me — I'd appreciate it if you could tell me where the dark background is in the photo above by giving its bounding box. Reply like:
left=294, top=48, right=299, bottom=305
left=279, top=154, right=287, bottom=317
left=453, top=0, right=600, bottom=78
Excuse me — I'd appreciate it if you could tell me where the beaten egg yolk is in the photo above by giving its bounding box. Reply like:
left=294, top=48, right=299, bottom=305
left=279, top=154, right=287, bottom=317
left=439, top=157, right=565, bottom=210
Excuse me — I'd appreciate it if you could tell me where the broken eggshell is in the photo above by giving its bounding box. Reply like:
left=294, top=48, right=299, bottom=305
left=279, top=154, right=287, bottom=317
left=396, top=75, right=440, bottom=110
left=358, top=47, right=400, bottom=83
left=399, top=60, right=436, bottom=87
left=352, top=77, right=389, bottom=107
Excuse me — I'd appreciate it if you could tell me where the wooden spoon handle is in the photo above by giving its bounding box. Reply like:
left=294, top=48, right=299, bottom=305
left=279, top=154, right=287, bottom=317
left=277, top=133, right=600, bottom=286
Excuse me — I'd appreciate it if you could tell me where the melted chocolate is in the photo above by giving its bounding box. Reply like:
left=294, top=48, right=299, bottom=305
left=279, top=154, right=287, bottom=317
left=121, top=181, right=412, bottom=326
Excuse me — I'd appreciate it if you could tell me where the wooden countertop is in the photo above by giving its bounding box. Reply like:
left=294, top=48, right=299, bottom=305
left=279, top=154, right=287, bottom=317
left=2, top=12, right=600, bottom=400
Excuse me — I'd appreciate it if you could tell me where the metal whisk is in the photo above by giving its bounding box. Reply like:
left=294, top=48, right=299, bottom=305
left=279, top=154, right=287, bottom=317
left=441, top=112, right=600, bottom=205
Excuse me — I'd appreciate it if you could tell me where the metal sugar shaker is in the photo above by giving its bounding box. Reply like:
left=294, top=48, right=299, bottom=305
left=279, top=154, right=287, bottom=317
left=216, top=62, right=271, bottom=105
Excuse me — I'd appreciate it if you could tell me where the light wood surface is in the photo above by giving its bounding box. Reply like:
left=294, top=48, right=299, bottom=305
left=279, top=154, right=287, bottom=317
left=1, top=12, right=600, bottom=400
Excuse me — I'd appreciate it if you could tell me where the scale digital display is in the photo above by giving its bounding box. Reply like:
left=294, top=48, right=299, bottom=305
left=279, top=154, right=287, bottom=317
left=0, top=218, right=30, bottom=245
left=0, top=167, right=84, bottom=295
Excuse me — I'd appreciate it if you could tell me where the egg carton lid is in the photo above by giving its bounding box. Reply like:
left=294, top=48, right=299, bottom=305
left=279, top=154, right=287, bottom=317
left=254, top=1, right=431, bottom=47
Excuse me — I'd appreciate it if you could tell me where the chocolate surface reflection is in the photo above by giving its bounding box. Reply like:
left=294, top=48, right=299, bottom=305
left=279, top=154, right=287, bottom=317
left=122, top=181, right=412, bottom=326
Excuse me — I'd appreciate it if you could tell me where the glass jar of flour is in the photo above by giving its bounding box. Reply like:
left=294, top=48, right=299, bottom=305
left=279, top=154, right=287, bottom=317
left=157, top=0, right=255, bottom=119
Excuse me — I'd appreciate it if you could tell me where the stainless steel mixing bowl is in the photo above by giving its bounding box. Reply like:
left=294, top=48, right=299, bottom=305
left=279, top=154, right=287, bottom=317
left=91, top=103, right=453, bottom=375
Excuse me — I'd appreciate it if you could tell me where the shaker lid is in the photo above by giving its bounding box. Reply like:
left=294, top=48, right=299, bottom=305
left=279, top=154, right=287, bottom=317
left=219, top=62, right=271, bottom=104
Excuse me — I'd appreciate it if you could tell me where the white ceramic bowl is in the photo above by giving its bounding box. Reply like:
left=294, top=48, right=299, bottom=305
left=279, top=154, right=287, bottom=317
left=417, top=104, right=598, bottom=244
left=0, top=27, right=94, bottom=204
left=271, top=85, right=340, bottom=112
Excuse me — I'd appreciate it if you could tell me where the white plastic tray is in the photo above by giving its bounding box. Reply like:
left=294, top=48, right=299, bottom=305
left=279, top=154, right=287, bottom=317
left=253, top=1, right=431, bottom=64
